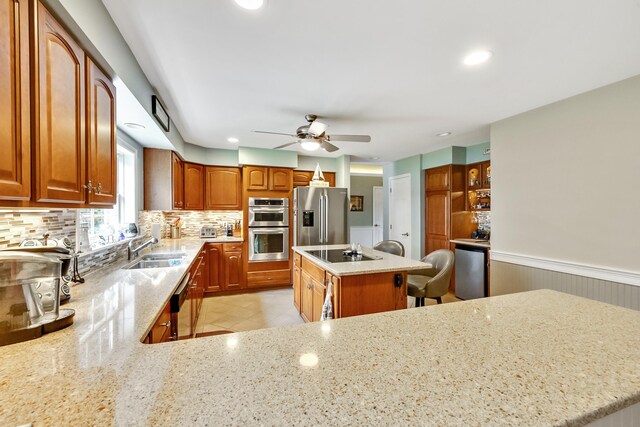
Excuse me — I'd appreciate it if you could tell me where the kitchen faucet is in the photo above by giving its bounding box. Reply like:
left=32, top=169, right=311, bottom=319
left=128, top=237, right=159, bottom=260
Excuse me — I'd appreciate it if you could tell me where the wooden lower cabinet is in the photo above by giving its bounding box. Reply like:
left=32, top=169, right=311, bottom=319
left=206, top=244, right=222, bottom=293
left=223, top=250, right=244, bottom=290
left=204, top=242, right=245, bottom=293
left=147, top=302, right=172, bottom=344
left=293, top=253, right=302, bottom=311
left=295, top=254, right=407, bottom=322
left=300, top=270, right=314, bottom=322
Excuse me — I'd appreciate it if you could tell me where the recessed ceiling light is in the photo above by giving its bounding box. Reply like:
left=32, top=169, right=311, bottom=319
left=124, top=122, right=145, bottom=130
left=234, top=0, right=264, bottom=10
left=463, top=50, right=493, bottom=66
left=227, top=137, right=239, bottom=143
left=436, top=132, right=452, bottom=137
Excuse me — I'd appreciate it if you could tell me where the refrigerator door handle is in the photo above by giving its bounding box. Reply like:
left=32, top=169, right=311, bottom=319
left=324, top=193, right=329, bottom=242
left=319, top=194, right=325, bottom=243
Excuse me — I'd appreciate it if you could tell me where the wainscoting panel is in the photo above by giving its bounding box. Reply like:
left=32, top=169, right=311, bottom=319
left=491, top=261, right=640, bottom=311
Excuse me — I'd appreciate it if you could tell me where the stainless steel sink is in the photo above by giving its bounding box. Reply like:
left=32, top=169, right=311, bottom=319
left=126, top=253, right=186, bottom=269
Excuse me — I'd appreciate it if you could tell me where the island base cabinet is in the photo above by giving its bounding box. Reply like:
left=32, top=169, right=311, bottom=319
left=338, top=272, right=407, bottom=317
left=296, top=255, right=407, bottom=322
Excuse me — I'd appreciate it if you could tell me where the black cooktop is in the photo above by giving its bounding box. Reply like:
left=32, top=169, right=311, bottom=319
left=306, top=249, right=379, bottom=263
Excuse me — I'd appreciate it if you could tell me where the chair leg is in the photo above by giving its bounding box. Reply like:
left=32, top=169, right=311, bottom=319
left=414, top=297, right=421, bottom=307
left=435, top=296, right=443, bottom=304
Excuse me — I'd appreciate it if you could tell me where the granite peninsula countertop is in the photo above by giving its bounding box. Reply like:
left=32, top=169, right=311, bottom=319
left=293, top=244, right=430, bottom=276
left=1, top=238, right=639, bottom=426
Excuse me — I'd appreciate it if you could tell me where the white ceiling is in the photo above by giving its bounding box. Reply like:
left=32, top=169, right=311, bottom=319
left=102, top=0, right=640, bottom=162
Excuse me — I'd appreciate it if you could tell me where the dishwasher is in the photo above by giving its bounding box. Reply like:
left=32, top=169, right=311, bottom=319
left=455, top=245, right=487, bottom=300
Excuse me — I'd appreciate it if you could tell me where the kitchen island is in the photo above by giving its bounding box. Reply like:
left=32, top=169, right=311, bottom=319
left=292, top=244, right=429, bottom=322
left=0, top=239, right=639, bottom=426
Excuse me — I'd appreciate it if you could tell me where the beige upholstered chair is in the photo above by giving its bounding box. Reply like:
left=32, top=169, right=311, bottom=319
left=408, top=249, right=454, bottom=307
left=373, top=240, right=405, bottom=257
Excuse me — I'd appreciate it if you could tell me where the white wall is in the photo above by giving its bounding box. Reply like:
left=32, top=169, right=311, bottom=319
left=491, top=74, right=640, bottom=273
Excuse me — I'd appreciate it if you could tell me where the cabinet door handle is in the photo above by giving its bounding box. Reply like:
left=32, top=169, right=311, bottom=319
left=307, top=282, right=312, bottom=289
left=82, top=180, right=94, bottom=193
left=160, top=321, right=171, bottom=328
left=95, top=182, right=102, bottom=195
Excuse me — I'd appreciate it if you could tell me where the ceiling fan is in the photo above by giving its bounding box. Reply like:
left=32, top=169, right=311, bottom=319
left=254, top=114, right=371, bottom=152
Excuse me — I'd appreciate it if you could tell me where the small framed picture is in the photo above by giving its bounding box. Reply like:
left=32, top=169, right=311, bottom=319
left=350, top=195, right=364, bottom=212
left=152, top=95, right=170, bottom=132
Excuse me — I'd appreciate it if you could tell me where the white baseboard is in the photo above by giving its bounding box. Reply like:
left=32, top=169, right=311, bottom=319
left=490, top=251, right=640, bottom=287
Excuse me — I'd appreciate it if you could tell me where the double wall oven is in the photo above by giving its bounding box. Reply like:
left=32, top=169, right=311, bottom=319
left=248, top=197, right=289, bottom=262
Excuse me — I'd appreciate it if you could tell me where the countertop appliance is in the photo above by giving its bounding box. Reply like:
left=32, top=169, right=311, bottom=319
left=200, top=226, right=217, bottom=238
left=454, top=245, right=488, bottom=300
left=306, top=249, right=380, bottom=263
left=2, top=246, right=73, bottom=302
left=0, top=252, right=75, bottom=346
left=293, top=187, right=349, bottom=246
left=248, top=197, right=289, bottom=227
left=170, top=273, right=191, bottom=340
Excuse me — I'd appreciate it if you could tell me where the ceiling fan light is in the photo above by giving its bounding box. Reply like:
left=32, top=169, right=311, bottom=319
left=300, top=140, right=320, bottom=151
left=234, top=0, right=264, bottom=10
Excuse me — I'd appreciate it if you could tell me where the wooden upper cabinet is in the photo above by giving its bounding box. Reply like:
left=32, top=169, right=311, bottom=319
left=269, top=168, right=292, bottom=191
left=172, top=152, right=184, bottom=209
left=183, top=162, right=204, bottom=210
left=425, top=165, right=450, bottom=192
left=86, top=58, right=116, bottom=205
left=205, top=167, right=241, bottom=210
left=481, top=161, right=491, bottom=188
left=292, top=170, right=336, bottom=188
left=0, top=0, right=30, bottom=201
left=244, top=166, right=268, bottom=190
left=292, top=171, right=313, bottom=188
left=34, top=2, right=86, bottom=203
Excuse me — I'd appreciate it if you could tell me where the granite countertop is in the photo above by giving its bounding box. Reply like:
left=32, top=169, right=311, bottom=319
left=292, top=244, right=430, bottom=276
left=1, top=238, right=639, bottom=425
left=450, top=238, right=491, bottom=249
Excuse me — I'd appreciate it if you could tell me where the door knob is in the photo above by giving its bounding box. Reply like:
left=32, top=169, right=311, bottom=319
left=402, top=232, right=409, bottom=236
left=374, top=224, right=380, bottom=227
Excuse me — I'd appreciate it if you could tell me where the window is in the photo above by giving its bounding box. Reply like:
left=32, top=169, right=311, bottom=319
left=77, top=143, right=137, bottom=252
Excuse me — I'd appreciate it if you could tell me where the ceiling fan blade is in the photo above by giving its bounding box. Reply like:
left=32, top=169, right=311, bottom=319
left=274, top=141, right=299, bottom=149
left=254, top=131, right=298, bottom=137
left=326, top=134, right=371, bottom=143
left=308, top=121, right=328, bottom=137
left=321, top=141, right=339, bottom=152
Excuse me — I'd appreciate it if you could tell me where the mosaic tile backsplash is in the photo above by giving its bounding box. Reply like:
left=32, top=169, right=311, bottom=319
left=138, top=210, right=243, bottom=239
left=0, top=210, right=77, bottom=248
left=0, top=209, right=243, bottom=279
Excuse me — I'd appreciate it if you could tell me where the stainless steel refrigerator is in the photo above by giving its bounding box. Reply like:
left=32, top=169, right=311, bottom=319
left=293, top=187, right=349, bottom=246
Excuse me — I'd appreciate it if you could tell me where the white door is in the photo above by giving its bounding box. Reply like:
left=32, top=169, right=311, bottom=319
left=372, top=186, right=384, bottom=245
left=388, top=174, right=412, bottom=259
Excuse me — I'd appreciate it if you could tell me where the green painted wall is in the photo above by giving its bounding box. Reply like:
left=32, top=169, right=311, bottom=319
left=297, top=156, right=338, bottom=172
left=421, top=147, right=453, bottom=169
left=466, top=141, right=491, bottom=164
left=238, top=147, right=298, bottom=168
left=349, top=176, right=383, bottom=227
left=183, top=143, right=238, bottom=166
left=383, top=155, right=424, bottom=259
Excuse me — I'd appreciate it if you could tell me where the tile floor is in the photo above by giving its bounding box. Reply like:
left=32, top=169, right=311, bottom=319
left=196, top=288, right=461, bottom=334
